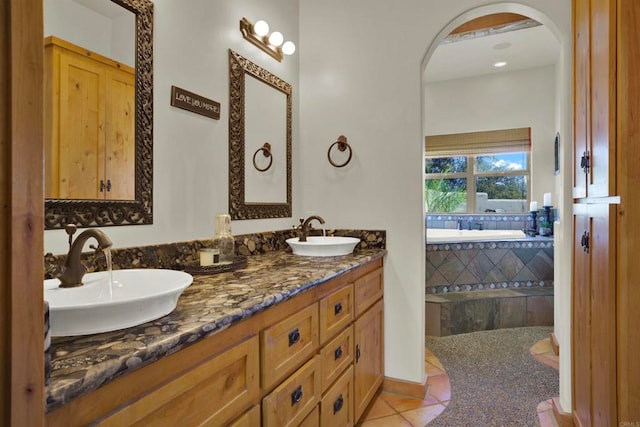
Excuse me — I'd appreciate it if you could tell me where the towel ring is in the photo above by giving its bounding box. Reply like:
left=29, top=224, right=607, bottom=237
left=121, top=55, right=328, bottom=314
left=253, top=142, right=273, bottom=172
left=328, top=135, right=352, bottom=168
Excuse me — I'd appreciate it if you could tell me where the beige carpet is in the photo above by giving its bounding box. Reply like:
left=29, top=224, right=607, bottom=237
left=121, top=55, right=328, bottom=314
left=425, top=327, right=558, bottom=427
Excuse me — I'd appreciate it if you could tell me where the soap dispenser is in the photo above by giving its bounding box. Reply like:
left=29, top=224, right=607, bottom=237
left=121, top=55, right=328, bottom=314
left=212, top=214, right=235, bottom=264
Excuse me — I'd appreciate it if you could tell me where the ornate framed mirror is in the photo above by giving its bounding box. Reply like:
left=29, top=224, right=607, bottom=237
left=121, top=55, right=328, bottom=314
left=44, top=0, right=153, bottom=229
left=228, top=50, right=292, bottom=220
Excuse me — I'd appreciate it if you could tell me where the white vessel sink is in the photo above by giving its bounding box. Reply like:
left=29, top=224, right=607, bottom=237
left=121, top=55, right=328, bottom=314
left=44, top=269, right=193, bottom=337
left=286, top=236, right=360, bottom=257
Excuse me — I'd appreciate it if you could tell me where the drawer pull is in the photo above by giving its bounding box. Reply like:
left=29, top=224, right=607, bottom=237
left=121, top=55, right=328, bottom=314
left=334, top=302, right=343, bottom=315
left=356, top=344, right=361, bottom=363
left=334, top=346, right=343, bottom=360
left=291, top=385, right=303, bottom=406
left=333, top=394, right=344, bottom=414
left=288, top=328, right=301, bottom=346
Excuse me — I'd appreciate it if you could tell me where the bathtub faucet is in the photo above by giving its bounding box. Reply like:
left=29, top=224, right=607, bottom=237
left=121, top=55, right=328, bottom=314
left=457, top=219, right=483, bottom=230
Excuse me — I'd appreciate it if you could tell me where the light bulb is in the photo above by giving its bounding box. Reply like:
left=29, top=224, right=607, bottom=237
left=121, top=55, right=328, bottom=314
left=493, top=61, right=507, bottom=68
left=282, top=41, right=296, bottom=55
left=254, top=20, right=269, bottom=37
left=269, top=31, right=284, bottom=47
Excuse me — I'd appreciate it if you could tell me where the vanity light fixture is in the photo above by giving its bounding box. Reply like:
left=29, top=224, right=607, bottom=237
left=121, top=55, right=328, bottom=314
left=240, top=17, right=296, bottom=62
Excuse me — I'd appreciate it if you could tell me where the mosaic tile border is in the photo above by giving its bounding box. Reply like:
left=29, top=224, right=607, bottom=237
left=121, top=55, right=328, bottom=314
left=429, top=280, right=554, bottom=294
left=426, top=239, right=554, bottom=252
left=426, top=211, right=558, bottom=231
left=44, top=229, right=386, bottom=280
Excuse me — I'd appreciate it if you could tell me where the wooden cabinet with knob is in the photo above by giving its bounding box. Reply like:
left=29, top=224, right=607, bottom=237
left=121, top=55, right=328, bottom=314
left=44, top=36, right=135, bottom=200
left=45, top=257, right=384, bottom=426
left=572, top=0, right=640, bottom=425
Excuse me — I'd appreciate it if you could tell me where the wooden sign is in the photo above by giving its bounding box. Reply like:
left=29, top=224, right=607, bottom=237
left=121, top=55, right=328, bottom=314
left=171, top=85, right=220, bottom=119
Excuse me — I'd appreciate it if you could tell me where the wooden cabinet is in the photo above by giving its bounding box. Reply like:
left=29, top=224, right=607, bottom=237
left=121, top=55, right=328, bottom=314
left=320, top=366, right=354, bottom=427
left=573, top=0, right=616, bottom=199
left=261, top=303, right=319, bottom=390
left=319, top=285, right=354, bottom=344
left=262, top=356, right=321, bottom=427
left=572, top=204, right=616, bottom=426
left=228, top=405, right=261, bottom=427
left=572, top=0, right=640, bottom=425
left=353, top=299, right=384, bottom=421
left=94, top=335, right=260, bottom=426
left=46, top=258, right=384, bottom=427
left=44, top=36, right=135, bottom=200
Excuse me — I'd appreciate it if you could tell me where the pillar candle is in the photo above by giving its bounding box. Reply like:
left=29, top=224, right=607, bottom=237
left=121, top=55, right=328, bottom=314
left=530, top=201, right=538, bottom=211
left=543, top=193, right=552, bottom=207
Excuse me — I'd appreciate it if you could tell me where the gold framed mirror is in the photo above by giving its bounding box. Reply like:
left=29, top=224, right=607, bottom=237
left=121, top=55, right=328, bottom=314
left=228, top=50, right=292, bottom=220
left=44, top=0, right=153, bottom=229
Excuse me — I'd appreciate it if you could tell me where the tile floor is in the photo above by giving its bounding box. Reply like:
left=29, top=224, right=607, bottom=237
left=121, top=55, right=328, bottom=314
left=357, top=336, right=560, bottom=426
left=357, top=349, right=450, bottom=426
left=530, top=337, right=560, bottom=427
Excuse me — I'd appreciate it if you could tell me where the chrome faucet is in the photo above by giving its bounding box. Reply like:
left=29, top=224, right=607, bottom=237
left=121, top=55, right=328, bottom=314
left=58, top=224, right=113, bottom=288
left=298, top=215, right=325, bottom=242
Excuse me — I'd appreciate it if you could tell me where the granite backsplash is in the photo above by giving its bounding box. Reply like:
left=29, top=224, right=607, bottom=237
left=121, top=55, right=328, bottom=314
left=44, top=228, right=386, bottom=279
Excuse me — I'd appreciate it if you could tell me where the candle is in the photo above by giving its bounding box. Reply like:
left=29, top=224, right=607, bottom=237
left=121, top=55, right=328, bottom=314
left=199, top=249, right=219, bottom=266
left=543, top=192, right=552, bottom=207
left=530, top=201, right=538, bottom=212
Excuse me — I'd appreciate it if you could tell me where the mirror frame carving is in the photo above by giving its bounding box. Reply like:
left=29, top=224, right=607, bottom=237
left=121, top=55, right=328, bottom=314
left=228, top=50, right=292, bottom=220
left=44, top=0, right=154, bottom=229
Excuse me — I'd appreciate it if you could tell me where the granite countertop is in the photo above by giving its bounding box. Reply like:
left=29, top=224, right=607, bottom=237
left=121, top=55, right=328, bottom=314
left=46, top=248, right=386, bottom=412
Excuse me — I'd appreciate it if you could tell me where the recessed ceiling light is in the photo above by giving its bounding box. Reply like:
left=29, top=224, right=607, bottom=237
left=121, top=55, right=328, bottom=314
left=493, top=61, right=507, bottom=68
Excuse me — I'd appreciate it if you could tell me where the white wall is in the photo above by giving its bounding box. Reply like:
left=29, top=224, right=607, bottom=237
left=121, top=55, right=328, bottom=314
left=44, top=0, right=301, bottom=254
left=299, top=0, right=571, bottom=395
left=425, top=65, right=557, bottom=206
left=44, top=0, right=135, bottom=67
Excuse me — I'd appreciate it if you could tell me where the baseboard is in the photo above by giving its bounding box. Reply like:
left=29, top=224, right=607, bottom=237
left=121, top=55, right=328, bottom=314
left=382, top=375, right=429, bottom=399
left=550, top=332, right=560, bottom=355
left=552, top=396, right=574, bottom=427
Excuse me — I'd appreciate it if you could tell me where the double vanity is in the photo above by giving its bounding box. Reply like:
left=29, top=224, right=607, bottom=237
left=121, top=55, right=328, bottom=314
left=45, top=230, right=386, bottom=426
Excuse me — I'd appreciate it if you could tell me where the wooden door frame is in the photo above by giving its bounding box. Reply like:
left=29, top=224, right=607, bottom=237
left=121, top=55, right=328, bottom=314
left=0, top=0, right=45, bottom=425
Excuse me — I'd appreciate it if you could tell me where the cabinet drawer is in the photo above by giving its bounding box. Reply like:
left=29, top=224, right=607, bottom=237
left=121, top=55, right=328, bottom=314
left=319, top=284, right=354, bottom=344
left=354, top=268, right=383, bottom=317
left=321, top=365, right=354, bottom=427
left=261, top=303, right=319, bottom=389
left=95, top=336, right=260, bottom=427
left=262, top=356, right=321, bottom=427
left=299, top=405, right=319, bottom=427
left=319, top=326, right=353, bottom=392
left=228, top=405, right=260, bottom=427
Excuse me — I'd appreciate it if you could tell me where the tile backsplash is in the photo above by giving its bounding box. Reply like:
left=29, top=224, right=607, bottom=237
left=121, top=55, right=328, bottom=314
left=426, top=211, right=558, bottom=232
left=44, top=229, right=386, bottom=280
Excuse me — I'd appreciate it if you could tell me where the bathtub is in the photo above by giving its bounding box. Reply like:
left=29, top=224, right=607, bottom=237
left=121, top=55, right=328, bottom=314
left=426, top=228, right=526, bottom=243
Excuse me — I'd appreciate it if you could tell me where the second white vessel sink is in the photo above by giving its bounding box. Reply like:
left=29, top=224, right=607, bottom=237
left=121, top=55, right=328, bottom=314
left=45, top=269, right=193, bottom=337
left=286, top=236, right=360, bottom=257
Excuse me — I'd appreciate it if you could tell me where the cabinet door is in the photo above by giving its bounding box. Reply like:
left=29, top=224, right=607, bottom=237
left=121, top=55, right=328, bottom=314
left=572, top=204, right=617, bottom=426
left=105, top=68, right=135, bottom=200
left=572, top=205, right=591, bottom=426
left=573, top=0, right=590, bottom=198
left=95, top=336, right=260, bottom=426
left=353, top=299, right=383, bottom=421
left=58, top=50, right=106, bottom=199
left=588, top=0, right=616, bottom=198
left=574, top=0, right=617, bottom=198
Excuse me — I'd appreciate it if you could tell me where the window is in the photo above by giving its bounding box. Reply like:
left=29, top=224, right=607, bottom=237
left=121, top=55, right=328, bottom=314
left=425, top=128, right=531, bottom=213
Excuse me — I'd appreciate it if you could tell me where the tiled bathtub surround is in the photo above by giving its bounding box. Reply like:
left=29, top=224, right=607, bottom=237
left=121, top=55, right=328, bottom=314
left=425, top=211, right=558, bottom=232
left=426, top=238, right=554, bottom=294
left=44, top=228, right=386, bottom=278
left=426, top=287, right=554, bottom=336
